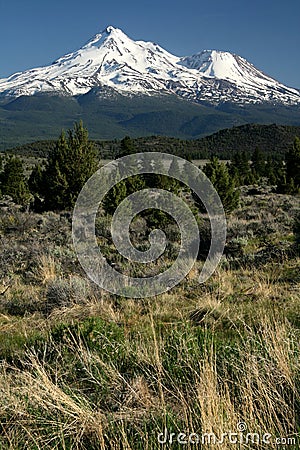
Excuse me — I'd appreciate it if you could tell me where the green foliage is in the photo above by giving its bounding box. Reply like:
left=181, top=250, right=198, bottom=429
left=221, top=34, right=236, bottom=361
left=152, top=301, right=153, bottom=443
left=251, top=147, right=266, bottom=180
left=203, top=157, right=240, bottom=213
left=264, top=156, right=285, bottom=186
left=28, top=164, right=44, bottom=195
left=283, top=136, right=300, bottom=194
left=34, top=121, right=98, bottom=210
left=6, top=123, right=300, bottom=164
left=118, top=135, right=136, bottom=156
left=3, top=92, right=300, bottom=158
left=102, top=153, right=182, bottom=225
left=229, top=151, right=254, bottom=186
left=0, top=156, right=30, bottom=205
left=102, top=178, right=128, bottom=215
left=28, top=164, right=45, bottom=211
left=197, top=122, right=300, bottom=159
left=102, top=154, right=146, bottom=215
left=6, top=140, right=57, bottom=157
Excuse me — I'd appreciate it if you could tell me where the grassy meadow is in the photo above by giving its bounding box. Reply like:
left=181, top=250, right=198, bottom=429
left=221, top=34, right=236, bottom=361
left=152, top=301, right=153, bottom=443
left=0, top=186, right=299, bottom=449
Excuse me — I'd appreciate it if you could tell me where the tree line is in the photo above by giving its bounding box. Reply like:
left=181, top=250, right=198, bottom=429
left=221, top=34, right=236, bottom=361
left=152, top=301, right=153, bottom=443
left=0, top=122, right=299, bottom=215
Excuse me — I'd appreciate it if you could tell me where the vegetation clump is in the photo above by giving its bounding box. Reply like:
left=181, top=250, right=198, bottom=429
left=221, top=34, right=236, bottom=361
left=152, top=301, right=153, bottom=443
left=30, top=121, right=98, bottom=210
left=0, top=156, right=30, bottom=205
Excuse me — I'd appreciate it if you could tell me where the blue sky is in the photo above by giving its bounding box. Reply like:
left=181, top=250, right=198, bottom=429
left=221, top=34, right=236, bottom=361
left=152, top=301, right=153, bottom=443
left=0, top=0, right=299, bottom=88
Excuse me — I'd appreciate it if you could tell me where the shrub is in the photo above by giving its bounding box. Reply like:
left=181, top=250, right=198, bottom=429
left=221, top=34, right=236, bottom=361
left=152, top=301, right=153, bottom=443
left=45, top=276, right=92, bottom=314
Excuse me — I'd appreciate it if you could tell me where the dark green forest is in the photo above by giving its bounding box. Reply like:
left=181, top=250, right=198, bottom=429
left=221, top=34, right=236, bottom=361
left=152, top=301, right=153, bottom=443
left=4, top=123, right=300, bottom=160
left=1, top=91, right=300, bottom=149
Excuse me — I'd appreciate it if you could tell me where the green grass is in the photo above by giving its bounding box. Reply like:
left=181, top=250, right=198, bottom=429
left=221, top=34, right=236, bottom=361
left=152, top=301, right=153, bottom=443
left=0, top=187, right=299, bottom=448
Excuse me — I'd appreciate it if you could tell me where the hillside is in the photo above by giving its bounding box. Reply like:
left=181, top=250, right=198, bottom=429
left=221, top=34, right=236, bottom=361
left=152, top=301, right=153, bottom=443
left=5, top=123, right=300, bottom=160
left=0, top=94, right=300, bottom=150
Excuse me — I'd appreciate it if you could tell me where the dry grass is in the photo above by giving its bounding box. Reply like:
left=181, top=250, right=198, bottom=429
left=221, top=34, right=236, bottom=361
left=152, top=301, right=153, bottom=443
left=0, top=311, right=299, bottom=449
left=34, top=254, right=60, bottom=284
left=0, top=190, right=299, bottom=448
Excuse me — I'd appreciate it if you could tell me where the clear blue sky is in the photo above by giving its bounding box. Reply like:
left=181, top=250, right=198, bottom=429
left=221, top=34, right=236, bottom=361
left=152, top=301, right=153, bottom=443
left=0, top=0, right=299, bottom=88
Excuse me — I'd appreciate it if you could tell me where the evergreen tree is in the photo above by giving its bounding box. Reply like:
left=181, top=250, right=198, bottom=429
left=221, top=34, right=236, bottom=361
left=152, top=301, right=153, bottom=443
left=284, top=137, right=300, bottom=193
left=102, top=153, right=156, bottom=217
left=0, top=156, right=30, bottom=205
left=102, top=179, right=128, bottom=215
left=29, top=164, right=44, bottom=196
left=28, top=164, right=45, bottom=211
left=202, top=157, right=240, bottom=214
left=251, top=147, right=266, bottom=180
left=229, top=151, right=254, bottom=185
left=126, top=175, right=146, bottom=195
left=118, top=136, right=136, bottom=157
left=36, top=122, right=98, bottom=210
left=265, top=157, right=285, bottom=186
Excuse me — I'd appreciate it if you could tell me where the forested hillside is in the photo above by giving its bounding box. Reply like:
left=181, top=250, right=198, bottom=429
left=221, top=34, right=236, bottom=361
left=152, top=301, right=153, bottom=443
left=4, top=123, right=300, bottom=160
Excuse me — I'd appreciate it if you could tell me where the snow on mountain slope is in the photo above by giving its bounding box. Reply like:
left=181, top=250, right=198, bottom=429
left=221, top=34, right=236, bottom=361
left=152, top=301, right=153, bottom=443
left=179, top=50, right=300, bottom=103
left=0, top=27, right=182, bottom=97
left=0, top=26, right=299, bottom=105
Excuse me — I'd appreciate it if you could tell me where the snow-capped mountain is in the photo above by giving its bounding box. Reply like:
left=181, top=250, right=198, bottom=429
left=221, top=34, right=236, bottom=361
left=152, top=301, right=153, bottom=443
left=0, top=26, right=299, bottom=105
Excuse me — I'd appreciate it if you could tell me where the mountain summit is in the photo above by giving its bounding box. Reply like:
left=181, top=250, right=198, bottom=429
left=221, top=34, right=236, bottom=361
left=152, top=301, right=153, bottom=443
left=0, top=26, right=299, bottom=105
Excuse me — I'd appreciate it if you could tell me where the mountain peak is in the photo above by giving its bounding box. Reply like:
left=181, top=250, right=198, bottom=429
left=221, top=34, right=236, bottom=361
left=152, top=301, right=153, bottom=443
left=180, top=50, right=240, bottom=77
left=0, top=27, right=299, bottom=105
left=105, top=25, right=116, bottom=33
left=83, top=25, right=130, bottom=49
left=101, top=25, right=128, bottom=37
left=103, top=25, right=124, bottom=35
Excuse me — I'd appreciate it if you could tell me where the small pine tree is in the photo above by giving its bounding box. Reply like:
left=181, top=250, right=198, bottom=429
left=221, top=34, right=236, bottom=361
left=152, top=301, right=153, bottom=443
left=251, top=147, right=266, bottom=181
left=102, top=179, right=128, bottom=215
left=36, top=122, right=98, bottom=210
left=202, top=157, right=240, bottom=214
left=265, top=157, right=285, bottom=186
left=230, top=151, right=254, bottom=185
left=126, top=175, right=146, bottom=195
left=0, top=156, right=30, bottom=205
left=29, top=164, right=44, bottom=195
left=118, top=136, right=136, bottom=157
left=28, top=164, right=45, bottom=211
left=284, top=137, right=300, bottom=193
